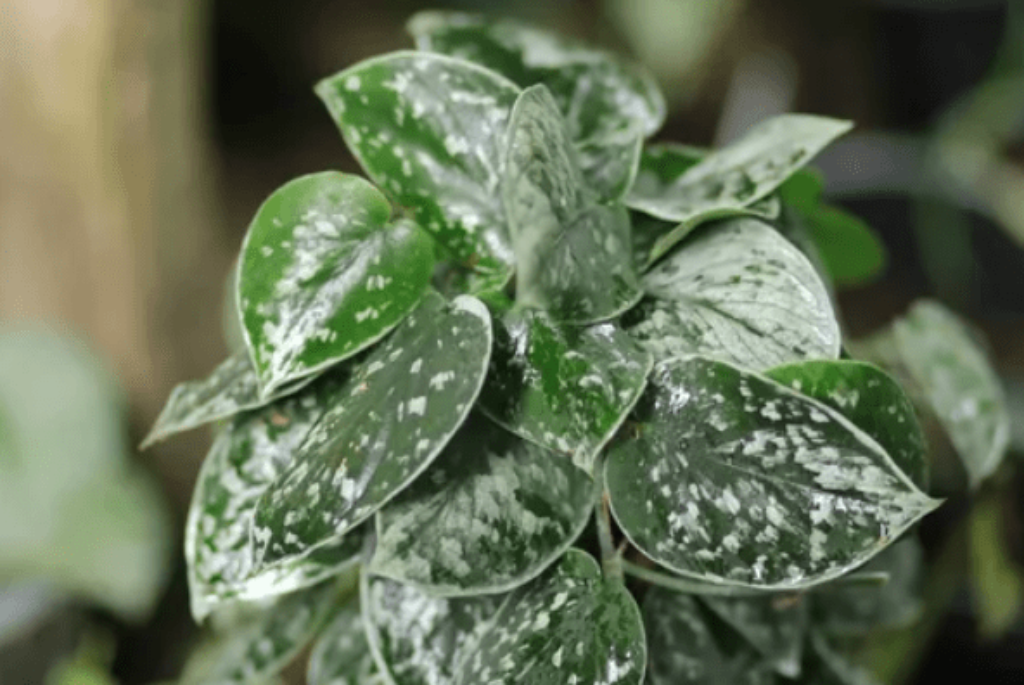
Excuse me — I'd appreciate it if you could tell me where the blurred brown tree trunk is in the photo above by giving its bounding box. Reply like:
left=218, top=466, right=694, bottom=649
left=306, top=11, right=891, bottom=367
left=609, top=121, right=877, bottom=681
left=0, top=0, right=230, bottom=500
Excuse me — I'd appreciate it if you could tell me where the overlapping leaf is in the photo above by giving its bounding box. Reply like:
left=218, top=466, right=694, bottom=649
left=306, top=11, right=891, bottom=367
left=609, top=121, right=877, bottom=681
left=606, top=356, right=940, bottom=589
left=308, top=601, right=382, bottom=685
left=238, top=172, right=434, bottom=395
left=252, top=292, right=492, bottom=571
left=702, top=593, right=808, bottom=678
left=626, top=115, right=852, bottom=263
left=478, top=308, right=652, bottom=473
left=371, top=415, right=594, bottom=596
left=408, top=11, right=665, bottom=200
left=503, top=85, right=641, bottom=323
left=626, top=218, right=840, bottom=370
left=316, top=52, right=520, bottom=277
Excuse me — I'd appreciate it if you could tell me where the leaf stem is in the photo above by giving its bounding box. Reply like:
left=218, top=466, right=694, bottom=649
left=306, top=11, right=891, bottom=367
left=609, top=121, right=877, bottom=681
left=620, top=559, right=772, bottom=597
left=594, top=483, right=623, bottom=582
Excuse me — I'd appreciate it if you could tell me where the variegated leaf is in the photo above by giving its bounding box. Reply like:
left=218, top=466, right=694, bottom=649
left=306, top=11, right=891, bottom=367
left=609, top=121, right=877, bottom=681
left=626, top=115, right=851, bottom=263
left=503, top=85, right=642, bottom=323
left=316, top=52, right=520, bottom=277
left=478, top=308, right=652, bottom=474
left=626, top=218, right=840, bottom=370
left=238, top=172, right=434, bottom=396
left=252, top=293, right=492, bottom=572
left=370, top=415, right=594, bottom=596
left=606, top=356, right=941, bottom=589
left=307, top=601, right=382, bottom=685
left=701, top=593, right=808, bottom=678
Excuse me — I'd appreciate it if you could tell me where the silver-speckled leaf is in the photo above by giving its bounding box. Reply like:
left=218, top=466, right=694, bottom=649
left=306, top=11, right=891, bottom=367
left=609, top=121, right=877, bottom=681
left=701, top=593, right=808, bottom=678
left=408, top=11, right=664, bottom=201
left=142, top=351, right=315, bottom=448
left=766, top=360, right=928, bottom=491
left=453, top=549, right=646, bottom=685
left=308, top=601, right=382, bottom=685
left=316, top=52, right=520, bottom=278
left=643, top=588, right=776, bottom=685
left=627, top=218, right=840, bottom=370
left=252, top=292, right=492, bottom=572
left=606, top=356, right=941, bottom=589
left=892, top=301, right=1009, bottom=489
left=626, top=115, right=852, bottom=264
left=503, top=85, right=642, bottom=323
left=478, top=308, right=652, bottom=473
left=238, top=172, right=434, bottom=396
left=362, top=573, right=503, bottom=685
left=186, top=370, right=365, bottom=621
left=370, top=415, right=594, bottom=596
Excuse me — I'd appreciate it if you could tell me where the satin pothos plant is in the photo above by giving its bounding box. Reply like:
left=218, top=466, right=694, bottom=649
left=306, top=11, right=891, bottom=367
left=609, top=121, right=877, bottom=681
left=146, top=11, right=1010, bottom=685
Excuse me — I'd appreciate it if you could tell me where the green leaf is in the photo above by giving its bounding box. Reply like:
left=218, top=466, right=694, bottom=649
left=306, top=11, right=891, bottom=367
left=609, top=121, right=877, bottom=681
left=141, top=351, right=315, bottom=448
left=969, top=493, right=1024, bottom=639
left=185, top=371, right=366, bottom=621
left=778, top=168, right=824, bottom=214
left=766, top=360, right=928, bottom=491
left=503, top=85, right=642, bottom=323
left=701, top=593, right=808, bottom=678
left=626, top=115, right=852, bottom=264
left=804, top=206, right=886, bottom=288
left=370, top=415, right=594, bottom=596
left=253, top=292, right=492, bottom=572
left=308, top=601, right=382, bottom=685
left=801, top=634, right=880, bottom=685
left=408, top=11, right=665, bottom=201
left=626, top=218, right=840, bottom=370
left=316, top=52, right=521, bottom=277
left=238, top=172, right=434, bottom=396
left=478, top=308, right=652, bottom=474
left=891, top=301, right=1009, bottom=488
left=605, top=356, right=940, bottom=589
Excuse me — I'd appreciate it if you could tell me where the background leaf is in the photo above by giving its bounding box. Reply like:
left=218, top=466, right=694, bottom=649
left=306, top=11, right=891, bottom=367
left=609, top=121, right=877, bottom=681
left=307, top=600, right=382, bottom=685
left=701, top=593, right=808, bottom=678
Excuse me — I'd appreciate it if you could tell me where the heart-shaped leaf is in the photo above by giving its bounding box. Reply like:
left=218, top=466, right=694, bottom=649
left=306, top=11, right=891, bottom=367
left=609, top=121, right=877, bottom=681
left=316, top=52, right=521, bottom=277
left=408, top=11, right=664, bottom=201
left=626, top=116, right=852, bottom=263
left=504, top=85, right=642, bottom=323
left=766, top=360, right=928, bottom=491
left=606, top=356, right=940, bottom=589
left=626, top=218, right=840, bottom=371
left=478, top=308, right=651, bottom=474
left=370, top=415, right=594, bottom=596
left=186, top=370, right=365, bottom=621
left=252, top=292, right=492, bottom=572
left=308, top=601, right=382, bottom=685
left=238, top=172, right=434, bottom=396
left=701, top=593, right=808, bottom=678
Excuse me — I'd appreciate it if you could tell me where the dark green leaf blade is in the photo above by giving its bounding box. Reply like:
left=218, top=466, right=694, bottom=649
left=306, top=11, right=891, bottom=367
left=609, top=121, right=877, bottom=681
left=238, top=172, right=434, bottom=395
left=370, top=415, right=595, bottom=596
left=503, top=85, right=642, bottom=323
left=606, top=356, right=940, bottom=589
left=804, top=205, right=886, bottom=288
left=479, top=308, right=652, bottom=473
left=701, top=594, right=808, bottom=678
left=252, top=292, right=492, bottom=572
left=308, top=601, right=382, bottom=685
left=316, top=52, right=521, bottom=276
left=627, top=218, right=840, bottom=370
left=766, top=360, right=928, bottom=490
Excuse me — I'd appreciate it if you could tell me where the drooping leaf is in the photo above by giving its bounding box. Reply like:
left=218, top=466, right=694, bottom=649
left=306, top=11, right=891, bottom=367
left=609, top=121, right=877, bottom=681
left=238, top=172, right=434, bottom=396
left=766, top=360, right=928, bottom=490
left=186, top=369, right=366, bottom=621
left=503, top=85, right=642, bottom=323
left=408, top=11, right=665, bottom=200
left=478, top=308, right=652, bottom=474
left=626, top=218, right=840, bottom=371
left=307, top=601, right=382, bottom=685
left=701, top=593, right=808, bottom=678
left=253, top=292, right=492, bottom=572
left=370, top=415, right=594, bottom=596
left=142, top=351, right=316, bottom=448
left=606, top=356, right=940, bottom=589
left=626, top=115, right=852, bottom=263
left=316, top=52, right=521, bottom=277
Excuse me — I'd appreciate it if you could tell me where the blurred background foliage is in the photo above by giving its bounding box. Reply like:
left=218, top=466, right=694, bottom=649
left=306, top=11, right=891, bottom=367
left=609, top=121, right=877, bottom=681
left=3, top=0, right=1024, bottom=682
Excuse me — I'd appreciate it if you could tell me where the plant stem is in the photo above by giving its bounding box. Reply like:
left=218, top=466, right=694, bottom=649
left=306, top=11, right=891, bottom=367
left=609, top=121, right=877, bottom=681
left=620, top=559, right=771, bottom=597
left=595, top=490, right=623, bottom=582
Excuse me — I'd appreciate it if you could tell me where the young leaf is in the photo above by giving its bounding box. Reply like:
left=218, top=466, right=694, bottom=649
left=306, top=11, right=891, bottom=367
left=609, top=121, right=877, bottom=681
left=316, top=52, right=521, bottom=277
left=238, top=172, right=434, bottom=396
left=478, top=308, right=652, bottom=474
left=701, top=593, right=808, bottom=678
left=252, top=292, right=492, bottom=572
left=308, top=601, right=382, bottom=685
left=766, top=360, right=928, bottom=490
left=626, top=115, right=852, bottom=263
left=408, top=11, right=665, bottom=201
left=605, top=356, right=940, bottom=589
left=185, top=370, right=365, bottom=621
left=626, top=218, right=840, bottom=371
left=504, top=85, right=642, bottom=323
left=803, top=206, right=886, bottom=288
left=370, top=415, right=595, bottom=596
